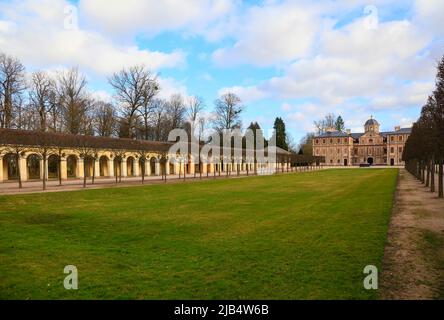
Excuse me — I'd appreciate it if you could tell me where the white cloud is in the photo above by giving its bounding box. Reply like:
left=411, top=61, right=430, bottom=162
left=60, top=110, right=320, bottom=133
left=79, top=0, right=235, bottom=36
left=218, top=85, right=267, bottom=103
left=0, top=0, right=185, bottom=75
left=212, top=2, right=320, bottom=66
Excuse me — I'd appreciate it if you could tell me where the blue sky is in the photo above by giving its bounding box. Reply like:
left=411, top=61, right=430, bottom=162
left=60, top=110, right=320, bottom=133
left=0, top=0, right=443, bottom=142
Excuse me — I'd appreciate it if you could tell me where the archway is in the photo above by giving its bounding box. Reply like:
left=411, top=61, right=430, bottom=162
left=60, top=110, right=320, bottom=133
left=27, top=154, right=41, bottom=180
left=66, top=155, right=78, bottom=178
left=114, top=157, right=122, bottom=178
left=367, top=157, right=374, bottom=165
left=48, top=154, right=59, bottom=179
left=127, top=157, right=135, bottom=176
left=99, top=156, right=109, bottom=177
left=169, top=162, right=175, bottom=175
left=84, top=156, right=94, bottom=177
left=150, top=157, right=157, bottom=176
left=3, top=153, right=18, bottom=180
left=139, top=158, right=146, bottom=177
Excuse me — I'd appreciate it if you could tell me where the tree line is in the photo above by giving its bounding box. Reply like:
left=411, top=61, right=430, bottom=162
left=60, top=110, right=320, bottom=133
left=0, top=52, right=291, bottom=150
left=403, top=55, right=444, bottom=198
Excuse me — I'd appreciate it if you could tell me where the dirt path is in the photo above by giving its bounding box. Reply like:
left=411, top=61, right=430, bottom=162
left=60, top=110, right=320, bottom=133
left=380, top=169, right=444, bottom=299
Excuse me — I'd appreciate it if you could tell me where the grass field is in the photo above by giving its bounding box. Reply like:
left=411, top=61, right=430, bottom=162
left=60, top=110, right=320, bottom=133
left=0, top=169, right=398, bottom=300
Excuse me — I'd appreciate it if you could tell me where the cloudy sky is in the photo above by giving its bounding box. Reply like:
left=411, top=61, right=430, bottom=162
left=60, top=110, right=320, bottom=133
left=0, top=0, right=443, bottom=141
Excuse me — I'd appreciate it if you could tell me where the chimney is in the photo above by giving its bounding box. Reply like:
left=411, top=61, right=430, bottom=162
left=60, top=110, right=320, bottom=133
left=346, top=129, right=351, bottom=135
left=395, top=126, right=401, bottom=131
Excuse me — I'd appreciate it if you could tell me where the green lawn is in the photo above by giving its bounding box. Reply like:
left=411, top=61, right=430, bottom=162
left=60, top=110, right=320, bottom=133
left=0, top=169, right=398, bottom=300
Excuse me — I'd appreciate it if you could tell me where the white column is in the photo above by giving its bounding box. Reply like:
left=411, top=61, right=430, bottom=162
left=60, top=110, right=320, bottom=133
left=0, top=156, right=3, bottom=182
left=77, top=158, right=84, bottom=178
left=166, top=160, right=170, bottom=175
left=94, top=159, right=100, bottom=178
left=121, top=158, right=128, bottom=177
left=60, top=157, right=67, bottom=180
left=155, top=162, right=160, bottom=176
left=134, top=160, right=140, bottom=177
left=108, top=158, right=114, bottom=177
left=145, top=160, right=150, bottom=176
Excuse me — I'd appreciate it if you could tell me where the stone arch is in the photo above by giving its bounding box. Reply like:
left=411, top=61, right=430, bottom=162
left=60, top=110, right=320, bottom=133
left=160, top=157, right=167, bottom=176
left=84, top=156, right=95, bottom=178
left=27, top=154, right=41, bottom=180
left=48, top=154, right=60, bottom=179
left=3, top=153, right=18, bottom=180
left=66, top=155, right=78, bottom=178
left=150, top=157, right=157, bottom=176
left=127, top=156, right=135, bottom=177
left=113, top=156, right=122, bottom=177
left=99, top=155, right=109, bottom=177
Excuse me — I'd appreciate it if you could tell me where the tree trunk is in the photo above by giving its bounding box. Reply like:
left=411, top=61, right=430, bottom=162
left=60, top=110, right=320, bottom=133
left=142, top=160, right=145, bottom=184
left=58, top=154, right=62, bottom=186
left=16, top=153, right=22, bottom=189
left=43, top=154, right=47, bottom=191
left=431, top=155, right=435, bottom=193
left=92, top=158, right=95, bottom=185
left=439, top=159, right=443, bottom=199
left=426, top=160, right=430, bottom=187
left=83, top=163, right=87, bottom=188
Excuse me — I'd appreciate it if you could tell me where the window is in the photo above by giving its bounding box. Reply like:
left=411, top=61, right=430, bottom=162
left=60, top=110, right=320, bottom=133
left=323, top=139, right=326, bottom=144
left=391, top=147, right=394, bottom=153
left=399, top=136, right=403, bottom=141
left=369, top=139, right=373, bottom=144
left=399, top=147, right=403, bottom=153
left=315, top=139, right=319, bottom=144
left=330, top=139, right=333, bottom=144
left=344, top=138, right=347, bottom=143
left=391, top=136, right=394, bottom=142
left=337, top=138, right=341, bottom=143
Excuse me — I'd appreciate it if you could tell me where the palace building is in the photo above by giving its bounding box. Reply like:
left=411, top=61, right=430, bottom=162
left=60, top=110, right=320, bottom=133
left=312, top=117, right=412, bottom=166
left=0, top=129, right=291, bottom=183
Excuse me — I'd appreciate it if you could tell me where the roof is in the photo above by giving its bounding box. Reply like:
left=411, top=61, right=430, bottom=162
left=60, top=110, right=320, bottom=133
left=0, top=129, right=292, bottom=156
left=365, top=118, right=379, bottom=126
left=314, top=127, right=412, bottom=139
left=0, top=128, right=173, bottom=153
left=314, top=130, right=350, bottom=138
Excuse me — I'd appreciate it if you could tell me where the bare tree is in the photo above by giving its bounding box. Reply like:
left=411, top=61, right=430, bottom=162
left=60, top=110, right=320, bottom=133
left=139, top=80, right=160, bottom=140
left=166, top=94, right=186, bottom=132
left=212, top=93, right=244, bottom=133
left=109, top=65, right=157, bottom=138
left=29, top=71, right=56, bottom=132
left=56, top=67, right=90, bottom=135
left=151, top=98, right=167, bottom=141
left=313, top=113, right=337, bottom=134
left=0, top=52, right=26, bottom=129
left=186, top=96, right=205, bottom=136
left=93, top=100, right=116, bottom=137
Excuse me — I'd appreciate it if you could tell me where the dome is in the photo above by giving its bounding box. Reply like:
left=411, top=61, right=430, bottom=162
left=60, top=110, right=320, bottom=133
left=365, top=118, right=379, bottom=126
